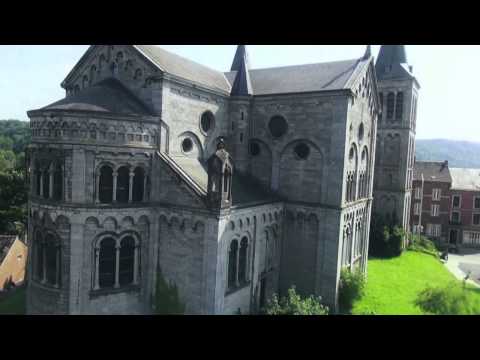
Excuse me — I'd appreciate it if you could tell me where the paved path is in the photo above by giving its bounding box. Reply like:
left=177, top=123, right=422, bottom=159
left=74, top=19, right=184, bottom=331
left=444, top=249, right=480, bottom=288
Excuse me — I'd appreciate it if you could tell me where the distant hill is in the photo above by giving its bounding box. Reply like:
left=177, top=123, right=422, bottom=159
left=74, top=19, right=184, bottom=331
left=416, top=139, right=480, bottom=169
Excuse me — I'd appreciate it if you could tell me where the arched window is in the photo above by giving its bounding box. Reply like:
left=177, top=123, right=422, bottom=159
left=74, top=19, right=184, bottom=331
left=116, top=166, right=130, bottom=203
left=34, top=232, right=44, bottom=281
left=34, top=234, right=61, bottom=287
left=43, top=167, right=50, bottom=199
left=132, top=167, right=145, bottom=202
left=99, top=238, right=116, bottom=288
left=119, top=237, right=135, bottom=286
left=53, top=163, right=63, bottom=201
left=228, top=240, right=238, bottom=289
left=35, top=164, right=41, bottom=197
left=99, top=165, right=113, bottom=203
left=200, top=111, right=215, bottom=133
left=395, top=92, right=403, bottom=120
left=387, top=92, right=395, bottom=119
left=45, top=237, right=58, bottom=285
left=238, top=237, right=248, bottom=284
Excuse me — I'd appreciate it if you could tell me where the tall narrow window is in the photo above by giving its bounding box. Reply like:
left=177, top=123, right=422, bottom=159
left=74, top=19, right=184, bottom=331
left=53, top=163, right=63, bottom=201
left=45, top=238, right=58, bottom=285
left=99, top=238, right=116, bottom=289
left=132, top=167, right=145, bottom=202
left=238, top=237, right=248, bottom=284
left=395, top=92, right=403, bottom=120
left=228, top=240, right=238, bottom=289
left=387, top=93, right=395, bottom=119
left=119, top=237, right=135, bottom=286
left=43, top=168, right=50, bottom=199
left=36, top=169, right=41, bottom=196
left=99, top=166, right=113, bottom=203
left=116, top=166, right=130, bottom=203
left=35, top=232, right=44, bottom=281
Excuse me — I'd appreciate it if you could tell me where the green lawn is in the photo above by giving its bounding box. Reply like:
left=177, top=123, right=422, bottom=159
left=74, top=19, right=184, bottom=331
left=353, top=251, right=480, bottom=315
left=0, top=287, right=26, bottom=315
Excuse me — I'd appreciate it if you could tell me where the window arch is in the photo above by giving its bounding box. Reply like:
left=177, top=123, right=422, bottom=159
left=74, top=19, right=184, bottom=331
left=200, top=111, right=215, bottom=134
left=386, top=92, right=395, bottom=119
left=116, top=166, right=130, bottom=203
left=132, top=167, right=145, bottom=202
left=395, top=92, right=404, bottom=120
left=34, top=232, right=61, bottom=288
left=119, top=237, right=135, bottom=286
left=99, top=165, right=113, bottom=203
left=98, top=238, right=116, bottom=288
left=228, top=240, right=238, bottom=290
left=53, top=163, right=63, bottom=201
left=238, top=237, right=248, bottom=284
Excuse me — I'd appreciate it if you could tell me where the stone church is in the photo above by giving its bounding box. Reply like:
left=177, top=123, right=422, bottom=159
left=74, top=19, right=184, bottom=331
left=25, top=45, right=381, bottom=314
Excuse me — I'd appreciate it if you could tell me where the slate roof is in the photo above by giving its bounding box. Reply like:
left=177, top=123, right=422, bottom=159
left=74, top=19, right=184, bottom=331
left=169, top=156, right=277, bottom=206
left=134, top=45, right=232, bottom=94
left=450, top=168, right=480, bottom=191
left=375, top=45, right=414, bottom=81
left=41, top=78, right=152, bottom=116
left=413, top=161, right=452, bottom=183
left=225, top=59, right=361, bottom=95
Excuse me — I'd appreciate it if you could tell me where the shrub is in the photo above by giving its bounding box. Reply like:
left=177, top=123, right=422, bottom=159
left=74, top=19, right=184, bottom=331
left=265, top=287, right=329, bottom=315
left=154, top=267, right=185, bottom=315
left=338, top=268, right=366, bottom=313
left=369, top=214, right=406, bottom=258
left=415, top=282, right=480, bottom=315
left=408, top=234, right=440, bottom=258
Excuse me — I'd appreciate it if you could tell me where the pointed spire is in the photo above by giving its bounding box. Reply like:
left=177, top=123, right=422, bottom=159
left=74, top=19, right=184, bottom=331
left=230, top=45, right=253, bottom=96
left=375, top=45, right=412, bottom=80
left=230, top=45, right=250, bottom=71
left=362, top=45, right=372, bottom=60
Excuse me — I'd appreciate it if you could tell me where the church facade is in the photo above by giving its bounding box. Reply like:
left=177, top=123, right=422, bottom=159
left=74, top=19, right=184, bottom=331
left=25, top=45, right=380, bottom=314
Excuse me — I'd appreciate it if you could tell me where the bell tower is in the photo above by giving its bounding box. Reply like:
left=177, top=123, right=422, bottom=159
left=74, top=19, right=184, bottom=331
left=373, top=45, right=420, bottom=238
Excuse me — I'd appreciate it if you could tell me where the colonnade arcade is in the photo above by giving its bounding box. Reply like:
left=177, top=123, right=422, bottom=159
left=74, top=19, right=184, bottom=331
left=33, top=230, right=62, bottom=288
left=96, top=163, right=149, bottom=204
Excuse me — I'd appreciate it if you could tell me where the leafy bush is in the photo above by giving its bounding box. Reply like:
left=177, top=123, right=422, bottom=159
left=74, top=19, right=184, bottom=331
left=415, top=282, right=480, bottom=315
left=338, top=269, right=366, bottom=313
left=369, top=213, right=406, bottom=258
left=409, top=234, right=440, bottom=259
left=265, top=287, right=329, bottom=315
left=154, top=267, right=185, bottom=315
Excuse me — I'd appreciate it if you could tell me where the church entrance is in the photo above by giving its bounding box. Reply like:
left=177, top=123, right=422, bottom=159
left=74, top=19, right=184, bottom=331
left=450, top=229, right=458, bottom=245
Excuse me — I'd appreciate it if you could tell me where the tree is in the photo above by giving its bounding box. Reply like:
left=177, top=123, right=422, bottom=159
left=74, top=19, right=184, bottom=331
left=0, top=169, right=28, bottom=234
left=369, top=213, right=405, bottom=258
left=338, top=268, right=366, bottom=313
left=265, top=287, right=329, bottom=315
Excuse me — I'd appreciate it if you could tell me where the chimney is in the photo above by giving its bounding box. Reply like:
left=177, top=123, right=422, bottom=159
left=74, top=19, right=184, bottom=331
left=441, top=160, right=448, bottom=171
left=409, top=65, right=413, bottom=73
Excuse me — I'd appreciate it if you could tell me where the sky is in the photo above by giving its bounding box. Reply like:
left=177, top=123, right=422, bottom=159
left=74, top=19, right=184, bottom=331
left=0, top=45, right=478, bottom=142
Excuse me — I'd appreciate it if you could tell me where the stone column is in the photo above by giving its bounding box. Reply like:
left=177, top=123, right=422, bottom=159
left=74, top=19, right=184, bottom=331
left=42, top=244, right=47, bottom=284
left=94, top=248, right=100, bottom=290
left=114, top=245, right=120, bottom=288
left=95, top=173, right=100, bottom=203
left=143, top=175, right=148, bottom=202
left=39, top=172, right=44, bottom=198
left=235, top=244, right=240, bottom=287
left=49, top=169, right=54, bottom=199
left=129, top=171, right=135, bottom=203
left=55, top=245, right=61, bottom=288
left=112, top=172, right=118, bottom=203
left=133, top=244, right=139, bottom=285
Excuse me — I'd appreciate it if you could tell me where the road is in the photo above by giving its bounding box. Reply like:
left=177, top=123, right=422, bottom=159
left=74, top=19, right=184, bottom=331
left=444, top=249, right=480, bottom=287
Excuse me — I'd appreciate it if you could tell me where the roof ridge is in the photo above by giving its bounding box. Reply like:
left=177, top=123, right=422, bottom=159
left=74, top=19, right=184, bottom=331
left=248, top=58, right=359, bottom=72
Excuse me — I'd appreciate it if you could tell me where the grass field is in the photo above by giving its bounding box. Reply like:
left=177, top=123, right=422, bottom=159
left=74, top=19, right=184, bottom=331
left=0, top=287, right=26, bottom=315
left=353, top=251, right=480, bottom=315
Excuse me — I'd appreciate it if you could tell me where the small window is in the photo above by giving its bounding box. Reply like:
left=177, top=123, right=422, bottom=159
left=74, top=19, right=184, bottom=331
left=474, top=214, right=480, bottom=226
left=432, top=188, right=441, bottom=201
left=475, top=197, right=480, bottom=209
left=452, top=211, right=460, bottom=223
left=250, top=142, right=261, bottom=157
left=182, top=138, right=193, bottom=153
left=200, top=111, right=215, bottom=133
left=358, top=123, right=364, bottom=141
left=387, top=93, right=395, bottom=119
left=395, top=92, right=404, bottom=120
left=294, top=143, right=310, bottom=160
left=453, top=195, right=461, bottom=208
left=268, top=116, right=288, bottom=138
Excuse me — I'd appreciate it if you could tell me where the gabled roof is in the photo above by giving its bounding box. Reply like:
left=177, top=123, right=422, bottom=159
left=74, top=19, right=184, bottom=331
left=413, top=161, right=452, bottom=183
left=40, top=78, right=153, bottom=116
left=450, top=168, right=480, bottom=191
left=225, top=58, right=363, bottom=96
left=134, top=45, right=232, bottom=94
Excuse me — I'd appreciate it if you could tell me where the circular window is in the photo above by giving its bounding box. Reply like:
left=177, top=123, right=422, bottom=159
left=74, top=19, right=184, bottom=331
left=250, top=142, right=261, bottom=157
left=294, top=143, right=310, bottom=160
left=268, top=116, right=288, bottom=138
left=201, top=112, right=215, bottom=133
left=182, top=138, right=193, bottom=153
left=358, top=123, right=364, bottom=141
